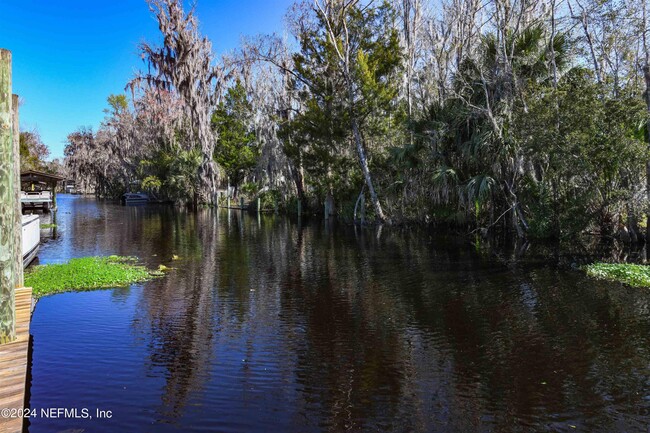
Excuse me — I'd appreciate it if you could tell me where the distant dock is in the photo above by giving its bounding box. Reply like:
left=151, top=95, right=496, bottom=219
left=21, top=170, right=65, bottom=212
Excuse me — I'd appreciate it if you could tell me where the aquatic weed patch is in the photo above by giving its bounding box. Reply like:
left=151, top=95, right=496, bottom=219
left=25, top=256, right=164, bottom=297
left=584, top=263, right=650, bottom=288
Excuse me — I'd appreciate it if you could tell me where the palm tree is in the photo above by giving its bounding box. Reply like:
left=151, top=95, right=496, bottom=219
left=425, top=23, right=569, bottom=236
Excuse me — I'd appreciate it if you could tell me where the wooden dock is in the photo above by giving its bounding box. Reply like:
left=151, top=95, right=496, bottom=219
left=0, top=287, right=32, bottom=433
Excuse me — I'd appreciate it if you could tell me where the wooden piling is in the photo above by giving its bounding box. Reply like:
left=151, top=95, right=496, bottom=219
left=0, top=48, right=16, bottom=343
left=12, top=94, right=22, bottom=287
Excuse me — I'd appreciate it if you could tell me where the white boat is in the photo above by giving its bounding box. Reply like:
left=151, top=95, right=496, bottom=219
left=121, top=192, right=149, bottom=205
left=22, top=214, right=40, bottom=267
left=21, top=190, right=53, bottom=210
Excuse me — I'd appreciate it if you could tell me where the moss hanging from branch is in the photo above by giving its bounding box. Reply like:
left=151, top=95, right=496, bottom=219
left=130, top=0, right=223, bottom=205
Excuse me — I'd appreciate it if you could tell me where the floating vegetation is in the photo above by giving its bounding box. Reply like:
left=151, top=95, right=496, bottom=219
left=584, top=263, right=650, bottom=288
left=25, top=256, right=164, bottom=298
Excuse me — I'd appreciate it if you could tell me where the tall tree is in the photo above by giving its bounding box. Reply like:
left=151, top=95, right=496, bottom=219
left=211, top=81, right=258, bottom=197
left=640, top=0, right=650, bottom=245
left=133, top=0, right=222, bottom=205
left=19, top=129, right=50, bottom=172
left=311, top=0, right=402, bottom=222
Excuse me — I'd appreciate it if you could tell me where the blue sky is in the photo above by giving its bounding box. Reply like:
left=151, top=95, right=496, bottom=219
left=0, top=0, right=294, bottom=159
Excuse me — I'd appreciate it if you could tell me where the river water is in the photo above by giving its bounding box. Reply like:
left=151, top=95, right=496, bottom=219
left=24, top=194, right=650, bottom=432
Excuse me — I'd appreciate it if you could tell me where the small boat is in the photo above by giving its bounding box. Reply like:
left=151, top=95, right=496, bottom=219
left=121, top=192, right=149, bottom=205
left=21, top=190, right=53, bottom=211
left=22, top=214, right=40, bottom=267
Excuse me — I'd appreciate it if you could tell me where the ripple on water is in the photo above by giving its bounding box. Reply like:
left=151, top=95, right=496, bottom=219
left=24, top=195, right=650, bottom=432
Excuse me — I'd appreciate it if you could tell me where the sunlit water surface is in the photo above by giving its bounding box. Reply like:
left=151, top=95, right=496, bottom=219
left=25, top=195, right=650, bottom=432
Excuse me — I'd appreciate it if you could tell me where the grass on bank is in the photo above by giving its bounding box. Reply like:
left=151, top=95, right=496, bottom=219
left=25, top=256, right=163, bottom=298
left=40, top=223, right=57, bottom=229
left=584, top=263, right=650, bottom=288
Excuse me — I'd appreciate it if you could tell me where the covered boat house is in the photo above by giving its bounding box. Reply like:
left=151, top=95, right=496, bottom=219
left=20, top=170, right=65, bottom=212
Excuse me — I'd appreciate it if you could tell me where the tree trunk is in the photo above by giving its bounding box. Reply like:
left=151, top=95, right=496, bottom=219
left=504, top=179, right=527, bottom=239
left=12, top=94, right=22, bottom=287
left=351, top=115, right=385, bottom=223
left=291, top=145, right=306, bottom=210
left=347, top=78, right=386, bottom=223
left=644, top=64, right=650, bottom=246
left=197, top=155, right=217, bottom=205
left=325, top=190, right=335, bottom=219
left=0, top=48, right=16, bottom=344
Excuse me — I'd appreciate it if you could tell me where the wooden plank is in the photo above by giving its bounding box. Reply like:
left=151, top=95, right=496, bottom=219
left=0, top=287, right=32, bottom=433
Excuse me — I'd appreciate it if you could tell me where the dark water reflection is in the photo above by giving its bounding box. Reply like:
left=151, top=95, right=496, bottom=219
left=26, top=195, right=650, bottom=432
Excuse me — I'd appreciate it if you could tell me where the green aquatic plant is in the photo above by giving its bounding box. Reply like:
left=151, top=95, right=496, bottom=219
left=40, top=223, right=57, bottom=229
left=25, top=256, right=164, bottom=298
left=584, top=263, right=650, bottom=288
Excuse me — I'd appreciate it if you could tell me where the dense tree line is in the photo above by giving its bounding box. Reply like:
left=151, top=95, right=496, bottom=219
left=65, top=0, right=650, bottom=241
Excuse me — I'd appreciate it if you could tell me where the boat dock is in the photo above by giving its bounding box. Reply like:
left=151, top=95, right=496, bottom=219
left=0, top=287, right=33, bottom=433
left=20, top=170, right=65, bottom=212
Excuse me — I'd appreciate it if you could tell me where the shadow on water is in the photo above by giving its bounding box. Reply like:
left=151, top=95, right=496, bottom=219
left=24, top=194, right=650, bottom=432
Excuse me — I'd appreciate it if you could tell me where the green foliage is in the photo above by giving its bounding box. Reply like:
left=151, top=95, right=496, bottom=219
left=20, top=130, right=50, bottom=172
left=141, top=175, right=163, bottom=194
left=259, top=189, right=282, bottom=210
left=62, top=1, right=650, bottom=235
left=241, top=182, right=258, bottom=196
left=585, top=263, right=650, bottom=288
left=25, top=256, right=163, bottom=298
left=212, top=81, right=258, bottom=189
left=138, top=148, right=202, bottom=203
left=518, top=68, right=647, bottom=238
left=105, top=94, right=128, bottom=114
left=282, top=0, right=402, bottom=214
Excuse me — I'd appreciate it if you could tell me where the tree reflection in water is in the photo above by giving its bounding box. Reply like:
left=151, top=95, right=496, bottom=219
left=27, top=195, right=650, bottom=432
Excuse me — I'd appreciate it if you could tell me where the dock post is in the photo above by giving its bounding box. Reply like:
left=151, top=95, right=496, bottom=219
left=0, top=48, right=16, bottom=343
left=240, top=197, right=244, bottom=210
left=12, top=94, right=22, bottom=287
left=51, top=180, right=57, bottom=211
left=257, top=197, right=261, bottom=213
